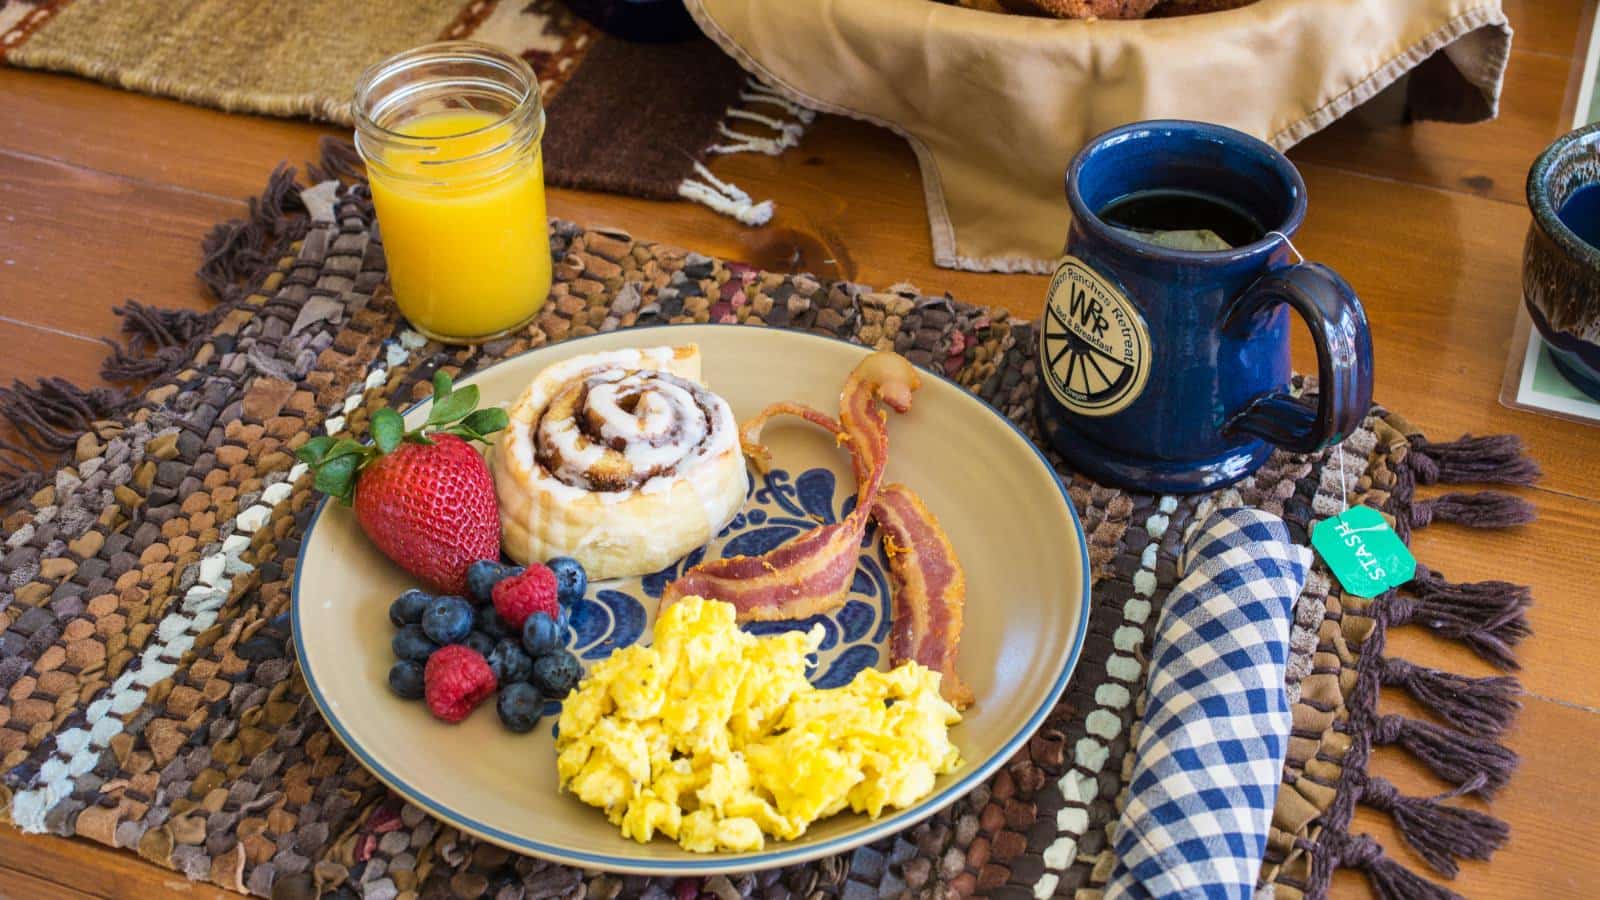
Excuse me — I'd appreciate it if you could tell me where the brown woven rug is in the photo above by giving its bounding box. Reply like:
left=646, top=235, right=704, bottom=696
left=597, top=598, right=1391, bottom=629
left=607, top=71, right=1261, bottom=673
left=0, top=0, right=808, bottom=219
left=0, top=160, right=1538, bottom=899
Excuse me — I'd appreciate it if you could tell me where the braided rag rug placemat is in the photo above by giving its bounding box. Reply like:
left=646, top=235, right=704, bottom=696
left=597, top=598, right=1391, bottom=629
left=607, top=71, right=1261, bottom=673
left=0, top=165, right=1540, bottom=900
left=0, top=0, right=807, bottom=223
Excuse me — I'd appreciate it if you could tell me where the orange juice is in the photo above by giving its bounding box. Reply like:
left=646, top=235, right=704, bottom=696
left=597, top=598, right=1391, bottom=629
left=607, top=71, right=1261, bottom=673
left=367, top=109, right=552, bottom=341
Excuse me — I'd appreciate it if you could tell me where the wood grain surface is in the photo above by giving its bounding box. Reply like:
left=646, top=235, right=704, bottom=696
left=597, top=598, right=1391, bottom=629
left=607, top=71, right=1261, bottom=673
left=0, top=0, right=1596, bottom=896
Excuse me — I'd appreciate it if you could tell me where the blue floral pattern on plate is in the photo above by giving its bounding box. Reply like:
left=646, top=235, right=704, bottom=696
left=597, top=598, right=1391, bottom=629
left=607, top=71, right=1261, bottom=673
left=562, top=467, right=893, bottom=690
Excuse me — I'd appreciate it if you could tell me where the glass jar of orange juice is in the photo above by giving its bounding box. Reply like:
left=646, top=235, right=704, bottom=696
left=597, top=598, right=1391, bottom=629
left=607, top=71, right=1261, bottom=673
left=354, top=42, right=552, bottom=344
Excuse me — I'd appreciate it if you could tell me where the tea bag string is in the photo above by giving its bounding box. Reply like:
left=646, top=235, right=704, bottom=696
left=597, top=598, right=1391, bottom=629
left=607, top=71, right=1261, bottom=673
left=1267, top=231, right=1306, bottom=265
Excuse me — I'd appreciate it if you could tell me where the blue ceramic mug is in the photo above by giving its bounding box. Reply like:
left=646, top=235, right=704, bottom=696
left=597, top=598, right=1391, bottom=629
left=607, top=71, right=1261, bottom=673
left=1036, top=120, right=1373, bottom=494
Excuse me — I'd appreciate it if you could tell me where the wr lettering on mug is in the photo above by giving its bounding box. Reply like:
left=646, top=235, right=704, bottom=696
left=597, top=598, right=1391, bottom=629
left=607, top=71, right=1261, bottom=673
left=1070, top=285, right=1110, bottom=338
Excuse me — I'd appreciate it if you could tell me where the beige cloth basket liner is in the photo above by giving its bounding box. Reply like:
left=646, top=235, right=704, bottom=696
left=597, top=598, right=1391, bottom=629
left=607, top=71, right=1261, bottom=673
left=685, top=0, right=1512, bottom=273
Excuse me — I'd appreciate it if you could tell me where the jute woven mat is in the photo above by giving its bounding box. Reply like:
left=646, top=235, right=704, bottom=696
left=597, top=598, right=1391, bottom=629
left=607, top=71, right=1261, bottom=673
left=0, top=0, right=805, bottom=216
left=0, top=163, right=1538, bottom=899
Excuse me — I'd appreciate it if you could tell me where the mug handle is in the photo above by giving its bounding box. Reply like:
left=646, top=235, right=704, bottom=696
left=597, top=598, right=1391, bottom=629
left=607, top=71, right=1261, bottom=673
left=1219, top=262, right=1373, bottom=453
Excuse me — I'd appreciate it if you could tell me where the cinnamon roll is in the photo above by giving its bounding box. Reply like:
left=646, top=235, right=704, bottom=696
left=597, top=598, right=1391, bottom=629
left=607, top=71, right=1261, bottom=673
left=492, top=345, right=746, bottom=580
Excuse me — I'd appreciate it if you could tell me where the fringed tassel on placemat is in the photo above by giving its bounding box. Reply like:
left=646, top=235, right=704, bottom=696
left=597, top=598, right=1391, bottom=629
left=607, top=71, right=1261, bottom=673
left=675, top=76, right=815, bottom=225
left=1359, top=775, right=1509, bottom=877
left=99, top=300, right=218, bottom=382
left=1309, top=425, right=1535, bottom=899
left=1408, top=491, right=1537, bottom=531
left=0, top=377, right=125, bottom=504
left=1320, top=832, right=1463, bottom=900
left=197, top=163, right=310, bottom=305
left=1384, top=564, right=1532, bottom=670
left=306, top=135, right=365, bottom=185
left=1408, top=434, right=1541, bottom=486
left=1380, top=657, right=1521, bottom=736
left=0, top=439, right=43, bottom=507
left=0, top=377, right=125, bottom=455
left=678, top=161, right=775, bottom=227
left=0, top=163, right=322, bottom=510
left=1370, top=713, right=1517, bottom=796
left=1393, top=431, right=1539, bottom=544
left=707, top=77, right=817, bottom=157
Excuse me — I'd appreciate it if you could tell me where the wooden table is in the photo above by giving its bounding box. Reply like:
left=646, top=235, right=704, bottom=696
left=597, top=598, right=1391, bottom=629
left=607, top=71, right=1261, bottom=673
left=0, top=2, right=1596, bottom=896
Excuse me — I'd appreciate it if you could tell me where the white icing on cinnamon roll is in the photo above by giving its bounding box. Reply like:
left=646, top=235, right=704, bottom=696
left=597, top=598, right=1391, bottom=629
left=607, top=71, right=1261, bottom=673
left=491, top=345, right=746, bottom=580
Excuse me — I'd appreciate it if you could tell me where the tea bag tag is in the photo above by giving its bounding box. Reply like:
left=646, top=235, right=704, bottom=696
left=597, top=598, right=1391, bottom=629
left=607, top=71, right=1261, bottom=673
left=1310, top=446, right=1416, bottom=598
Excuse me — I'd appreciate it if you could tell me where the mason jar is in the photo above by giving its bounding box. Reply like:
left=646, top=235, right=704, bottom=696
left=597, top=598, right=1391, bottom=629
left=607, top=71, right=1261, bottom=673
left=354, top=41, right=552, bottom=344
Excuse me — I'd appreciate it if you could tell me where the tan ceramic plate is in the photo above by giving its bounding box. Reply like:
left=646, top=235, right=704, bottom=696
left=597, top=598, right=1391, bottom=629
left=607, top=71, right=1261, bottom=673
left=293, top=325, right=1089, bottom=875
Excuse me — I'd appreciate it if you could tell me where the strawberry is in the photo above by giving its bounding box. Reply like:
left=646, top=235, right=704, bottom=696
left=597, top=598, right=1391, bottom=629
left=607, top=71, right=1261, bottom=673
left=298, top=371, right=507, bottom=595
left=424, top=645, right=497, bottom=723
left=492, top=564, right=559, bottom=630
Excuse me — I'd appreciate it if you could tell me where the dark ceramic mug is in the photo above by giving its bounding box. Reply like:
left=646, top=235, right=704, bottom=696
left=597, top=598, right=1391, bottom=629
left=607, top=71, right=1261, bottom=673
left=1524, top=121, right=1600, bottom=401
left=1036, top=120, right=1374, bottom=494
left=565, top=0, right=699, bottom=42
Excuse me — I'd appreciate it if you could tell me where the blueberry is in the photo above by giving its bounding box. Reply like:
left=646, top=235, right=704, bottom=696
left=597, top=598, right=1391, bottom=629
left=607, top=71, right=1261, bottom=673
left=391, top=625, right=438, bottom=663
left=421, top=596, right=474, bottom=645
left=466, top=560, right=523, bottom=605
left=521, top=611, right=564, bottom=658
left=387, top=660, right=426, bottom=699
left=488, top=639, right=533, bottom=684
left=462, top=630, right=497, bottom=659
left=465, top=560, right=505, bottom=604
left=389, top=589, right=432, bottom=627
left=496, top=682, right=545, bottom=733
left=475, top=604, right=510, bottom=639
left=546, top=557, right=587, bottom=606
left=531, top=649, right=583, bottom=699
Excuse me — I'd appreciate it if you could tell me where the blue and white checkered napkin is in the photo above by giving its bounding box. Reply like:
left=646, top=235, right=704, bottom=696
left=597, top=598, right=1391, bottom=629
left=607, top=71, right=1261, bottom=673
left=1106, top=508, right=1314, bottom=900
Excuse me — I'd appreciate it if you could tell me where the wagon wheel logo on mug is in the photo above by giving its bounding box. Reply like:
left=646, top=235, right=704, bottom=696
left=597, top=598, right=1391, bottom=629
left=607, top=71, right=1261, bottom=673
left=1040, top=256, right=1151, bottom=416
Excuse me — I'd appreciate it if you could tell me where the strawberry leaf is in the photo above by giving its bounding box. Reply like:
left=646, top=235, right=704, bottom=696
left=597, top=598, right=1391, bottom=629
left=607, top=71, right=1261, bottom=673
left=427, top=384, right=479, bottom=427
left=432, top=370, right=453, bottom=400
left=313, top=453, right=360, bottom=504
left=324, top=438, right=369, bottom=461
left=460, top=407, right=508, bottom=438
left=296, top=435, right=335, bottom=466
left=370, top=408, right=404, bottom=454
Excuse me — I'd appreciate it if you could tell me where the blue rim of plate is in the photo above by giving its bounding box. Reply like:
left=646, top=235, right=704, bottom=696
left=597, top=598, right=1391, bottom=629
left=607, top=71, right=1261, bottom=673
left=291, top=323, right=1092, bottom=875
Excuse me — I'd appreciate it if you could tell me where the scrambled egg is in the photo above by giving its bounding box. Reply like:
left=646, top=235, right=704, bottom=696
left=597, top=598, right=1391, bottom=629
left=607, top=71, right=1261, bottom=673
left=555, top=596, right=964, bottom=852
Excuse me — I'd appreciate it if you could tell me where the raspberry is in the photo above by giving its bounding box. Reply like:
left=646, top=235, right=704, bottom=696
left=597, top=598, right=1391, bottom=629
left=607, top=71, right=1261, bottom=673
left=492, top=565, right=560, bottom=630
left=423, top=645, right=497, bottom=723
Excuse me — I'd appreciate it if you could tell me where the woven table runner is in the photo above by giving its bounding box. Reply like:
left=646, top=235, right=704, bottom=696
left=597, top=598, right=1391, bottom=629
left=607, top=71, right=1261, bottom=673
left=0, top=163, right=1538, bottom=899
left=0, top=0, right=806, bottom=223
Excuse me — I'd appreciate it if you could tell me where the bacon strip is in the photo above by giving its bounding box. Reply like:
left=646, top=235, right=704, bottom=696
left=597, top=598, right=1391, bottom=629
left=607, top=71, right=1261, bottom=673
left=729, top=381, right=973, bottom=708
left=739, top=402, right=843, bottom=480
left=660, top=352, right=919, bottom=620
left=874, top=483, right=973, bottom=709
